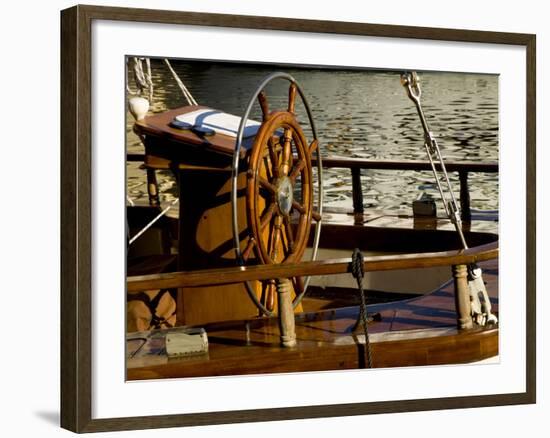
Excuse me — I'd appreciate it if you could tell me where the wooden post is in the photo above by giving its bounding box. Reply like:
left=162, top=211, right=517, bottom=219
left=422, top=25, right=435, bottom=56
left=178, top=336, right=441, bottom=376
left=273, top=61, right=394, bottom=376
left=452, top=264, right=473, bottom=329
left=277, top=278, right=296, bottom=347
left=146, top=168, right=160, bottom=207
left=351, top=168, right=364, bottom=224
left=351, top=168, right=364, bottom=214
left=459, top=171, right=471, bottom=222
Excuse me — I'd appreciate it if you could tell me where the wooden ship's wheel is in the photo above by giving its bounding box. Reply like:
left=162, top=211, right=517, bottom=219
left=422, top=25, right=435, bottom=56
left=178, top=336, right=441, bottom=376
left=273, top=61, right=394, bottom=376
left=231, top=73, right=323, bottom=316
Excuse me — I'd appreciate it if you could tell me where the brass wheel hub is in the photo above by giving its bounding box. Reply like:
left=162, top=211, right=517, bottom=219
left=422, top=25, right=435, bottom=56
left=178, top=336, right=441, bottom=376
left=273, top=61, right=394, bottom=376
left=275, top=176, right=293, bottom=216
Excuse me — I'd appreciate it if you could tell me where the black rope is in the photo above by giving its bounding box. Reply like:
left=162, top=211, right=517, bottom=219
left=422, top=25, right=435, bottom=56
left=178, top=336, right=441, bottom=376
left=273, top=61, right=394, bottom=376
left=127, top=289, right=175, bottom=330
left=351, top=248, right=373, bottom=369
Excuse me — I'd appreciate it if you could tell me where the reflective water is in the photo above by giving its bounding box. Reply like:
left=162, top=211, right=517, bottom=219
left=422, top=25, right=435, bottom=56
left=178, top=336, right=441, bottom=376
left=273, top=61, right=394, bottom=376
left=126, top=59, right=498, bottom=213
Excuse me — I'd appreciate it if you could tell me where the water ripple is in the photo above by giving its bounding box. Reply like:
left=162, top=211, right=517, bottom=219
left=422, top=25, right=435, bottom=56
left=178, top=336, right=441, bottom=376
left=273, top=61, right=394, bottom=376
left=127, top=60, right=498, bottom=212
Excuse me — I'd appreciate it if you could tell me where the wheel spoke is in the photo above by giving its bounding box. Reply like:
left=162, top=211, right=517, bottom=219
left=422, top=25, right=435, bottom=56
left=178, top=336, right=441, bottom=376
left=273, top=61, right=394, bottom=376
left=308, top=139, right=319, bottom=156
left=293, top=276, right=305, bottom=296
left=291, top=200, right=321, bottom=221
left=269, top=215, right=283, bottom=262
left=260, top=203, right=277, bottom=230
left=287, top=139, right=316, bottom=183
left=241, top=237, right=256, bottom=261
left=267, top=137, right=280, bottom=178
left=262, top=156, right=273, bottom=181
left=289, top=159, right=306, bottom=183
left=283, top=215, right=295, bottom=254
left=288, top=83, right=297, bottom=113
left=291, top=200, right=306, bottom=215
left=259, top=176, right=277, bottom=194
left=258, top=91, right=269, bottom=121
left=266, top=280, right=276, bottom=312
left=280, top=130, right=293, bottom=176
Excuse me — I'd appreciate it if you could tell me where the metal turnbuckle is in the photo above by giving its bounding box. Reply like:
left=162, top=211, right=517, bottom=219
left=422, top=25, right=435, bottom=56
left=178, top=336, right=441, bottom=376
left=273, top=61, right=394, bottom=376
left=401, top=71, right=498, bottom=327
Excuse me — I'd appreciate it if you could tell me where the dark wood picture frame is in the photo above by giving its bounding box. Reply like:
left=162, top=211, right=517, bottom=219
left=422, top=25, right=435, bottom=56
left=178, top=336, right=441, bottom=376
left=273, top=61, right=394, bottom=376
left=60, top=4, right=536, bottom=433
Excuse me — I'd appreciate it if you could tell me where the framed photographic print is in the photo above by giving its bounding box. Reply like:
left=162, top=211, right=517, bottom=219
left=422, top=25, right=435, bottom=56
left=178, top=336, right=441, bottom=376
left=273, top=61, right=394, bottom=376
left=60, top=4, right=536, bottom=433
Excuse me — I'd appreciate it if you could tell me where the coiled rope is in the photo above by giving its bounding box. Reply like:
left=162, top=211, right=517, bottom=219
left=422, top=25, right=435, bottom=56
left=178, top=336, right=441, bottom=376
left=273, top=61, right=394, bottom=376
left=351, top=248, right=373, bottom=368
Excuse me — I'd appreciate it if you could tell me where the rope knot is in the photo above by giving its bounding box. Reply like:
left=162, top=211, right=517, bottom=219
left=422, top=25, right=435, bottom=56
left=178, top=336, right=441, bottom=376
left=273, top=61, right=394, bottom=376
left=351, top=248, right=364, bottom=281
left=350, top=247, right=372, bottom=368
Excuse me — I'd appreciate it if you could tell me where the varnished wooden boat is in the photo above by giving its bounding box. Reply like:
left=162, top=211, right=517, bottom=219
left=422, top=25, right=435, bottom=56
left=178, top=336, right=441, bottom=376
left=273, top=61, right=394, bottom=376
left=125, top=73, right=499, bottom=379
left=127, top=259, right=498, bottom=380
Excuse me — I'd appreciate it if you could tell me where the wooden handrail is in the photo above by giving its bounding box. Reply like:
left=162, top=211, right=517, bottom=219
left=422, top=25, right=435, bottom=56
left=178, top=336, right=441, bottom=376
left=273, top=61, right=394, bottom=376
left=127, top=152, right=498, bottom=173
left=127, top=152, right=497, bottom=220
left=314, top=157, right=498, bottom=173
left=127, top=241, right=498, bottom=292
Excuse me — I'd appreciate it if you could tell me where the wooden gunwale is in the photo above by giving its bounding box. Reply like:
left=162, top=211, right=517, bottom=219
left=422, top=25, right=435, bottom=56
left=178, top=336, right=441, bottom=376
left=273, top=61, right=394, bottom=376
left=127, top=257, right=500, bottom=379
left=127, top=328, right=499, bottom=380
left=127, top=241, right=498, bottom=292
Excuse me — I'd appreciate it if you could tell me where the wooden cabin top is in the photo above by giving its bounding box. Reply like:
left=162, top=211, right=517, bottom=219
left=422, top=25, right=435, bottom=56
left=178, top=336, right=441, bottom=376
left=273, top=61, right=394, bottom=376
left=134, top=105, right=253, bottom=159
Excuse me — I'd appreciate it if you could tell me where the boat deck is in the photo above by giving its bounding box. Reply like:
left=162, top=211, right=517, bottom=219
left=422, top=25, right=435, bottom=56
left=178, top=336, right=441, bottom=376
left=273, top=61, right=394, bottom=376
left=323, top=207, right=498, bottom=234
left=127, top=259, right=498, bottom=380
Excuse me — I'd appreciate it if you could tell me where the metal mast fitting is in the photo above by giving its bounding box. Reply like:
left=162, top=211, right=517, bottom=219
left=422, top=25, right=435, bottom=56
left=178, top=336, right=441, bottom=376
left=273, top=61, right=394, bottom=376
left=401, top=71, right=497, bottom=327
left=400, top=72, right=468, bottom=250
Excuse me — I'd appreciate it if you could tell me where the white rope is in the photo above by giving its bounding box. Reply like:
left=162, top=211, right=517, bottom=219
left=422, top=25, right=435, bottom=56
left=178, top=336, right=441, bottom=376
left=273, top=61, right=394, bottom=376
left=127, top=57, right=197, bottom=107
left=163, top=59, right=198, bottom=106
left=128, top=198, right=179, bottom=245
left=145, top=58, right=153, bottom=103
left=125, top=59, right=196, bottom=245
left=127, top=57, right=154, bottom=103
